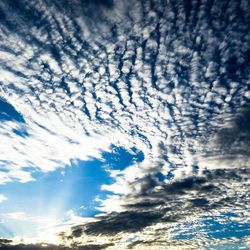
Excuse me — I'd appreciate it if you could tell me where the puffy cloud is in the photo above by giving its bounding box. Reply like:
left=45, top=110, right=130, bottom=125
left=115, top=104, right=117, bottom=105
left=64, top=168, right=249, bottom=245
left=0, top=195, right=7, bottom=203
left=37, top=165, right=248, bottom=248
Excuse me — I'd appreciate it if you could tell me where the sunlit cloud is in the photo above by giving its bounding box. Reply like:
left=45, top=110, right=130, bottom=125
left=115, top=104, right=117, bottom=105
left=0, top=195, right=7, bottom=203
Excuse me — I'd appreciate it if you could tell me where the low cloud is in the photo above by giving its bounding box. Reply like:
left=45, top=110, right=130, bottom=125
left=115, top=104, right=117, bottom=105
left=0, top=241, right=113, bottom=250
left=56, top=168, right=249, bottom=248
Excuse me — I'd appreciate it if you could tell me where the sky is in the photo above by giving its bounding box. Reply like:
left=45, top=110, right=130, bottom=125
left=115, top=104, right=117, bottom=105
left=0, top=0, right=249, bottom=249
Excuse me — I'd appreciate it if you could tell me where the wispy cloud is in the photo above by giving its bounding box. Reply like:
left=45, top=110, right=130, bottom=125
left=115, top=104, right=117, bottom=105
left=1, top=212, right=32, bottom=221
left=0, top=194, right=7, bottom=203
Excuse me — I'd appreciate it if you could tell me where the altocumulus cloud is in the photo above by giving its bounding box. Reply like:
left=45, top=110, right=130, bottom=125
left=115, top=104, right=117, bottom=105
left=0, top=0, right=250, bottom=249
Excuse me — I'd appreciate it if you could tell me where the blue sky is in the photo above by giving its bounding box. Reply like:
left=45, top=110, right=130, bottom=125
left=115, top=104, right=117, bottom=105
left=0, top=140, right=144, bottom=239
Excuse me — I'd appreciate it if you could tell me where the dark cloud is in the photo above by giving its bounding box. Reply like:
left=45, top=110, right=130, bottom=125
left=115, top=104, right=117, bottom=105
left=0, top=242, right=68, bottom=250
left=76, top=244, right=114, bottom=250
left=0, top=239, right=12, bottom=246
left=0, top=242, right=112, bottom=250
left=215, top=106, right=250, bottom=156
left=199, top=105, right=250, bottom=170
left=84, top=211, right=162, bottom=235
left=127, top=168, right=249, bottom=212
left=67, top=168, right=249, bottom=240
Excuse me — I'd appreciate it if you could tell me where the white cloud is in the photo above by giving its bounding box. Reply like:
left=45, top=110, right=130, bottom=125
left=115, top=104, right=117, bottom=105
left=0, top=194, right=7, bottom=203
left=3, top=212, right=29, bottom=221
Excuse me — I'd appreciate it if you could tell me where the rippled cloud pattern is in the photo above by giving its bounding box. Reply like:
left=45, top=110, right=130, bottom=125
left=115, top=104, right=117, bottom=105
left=0, top=0, right=249, bottom=249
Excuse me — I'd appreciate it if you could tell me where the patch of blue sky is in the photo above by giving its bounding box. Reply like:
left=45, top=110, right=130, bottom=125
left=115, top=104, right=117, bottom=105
left=155, top=172, right=168, bottom=182
left=171, top=213, right=250, bottom=242
left=101, top=144, right=144, bottom=171
left=0, top=159, right=111, bottom=218
left=0, top=159, right=111, bottom=238
left=0, top=98, right=25, bottom=123
left=12, top=126, right=29, bottom=138
left=0, top=145, right=144, bottom=238
left=202, top=215, right=250, bottom=240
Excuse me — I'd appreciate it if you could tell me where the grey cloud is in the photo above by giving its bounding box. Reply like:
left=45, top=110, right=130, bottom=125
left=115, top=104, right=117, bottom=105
left=0, top=242, right=68, bottom=250
left=215, top=106, right=250, bottom=156
left=67, top=168, right=249, bottom=239
left=0, top=241, right=112, bottom=250
left=130, top=168, right=249, bottom=211
left=83, top=211, right=162, bottom=236
left=198, top=106, right=250, bottom=168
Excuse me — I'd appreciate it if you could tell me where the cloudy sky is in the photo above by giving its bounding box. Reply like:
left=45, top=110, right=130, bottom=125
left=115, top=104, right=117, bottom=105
left=0, top=0, right=249, bottom=249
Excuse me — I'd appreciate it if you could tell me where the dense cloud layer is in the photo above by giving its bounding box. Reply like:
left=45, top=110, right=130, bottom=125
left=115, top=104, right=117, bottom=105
left=0, top=0, right=249, bottom=249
